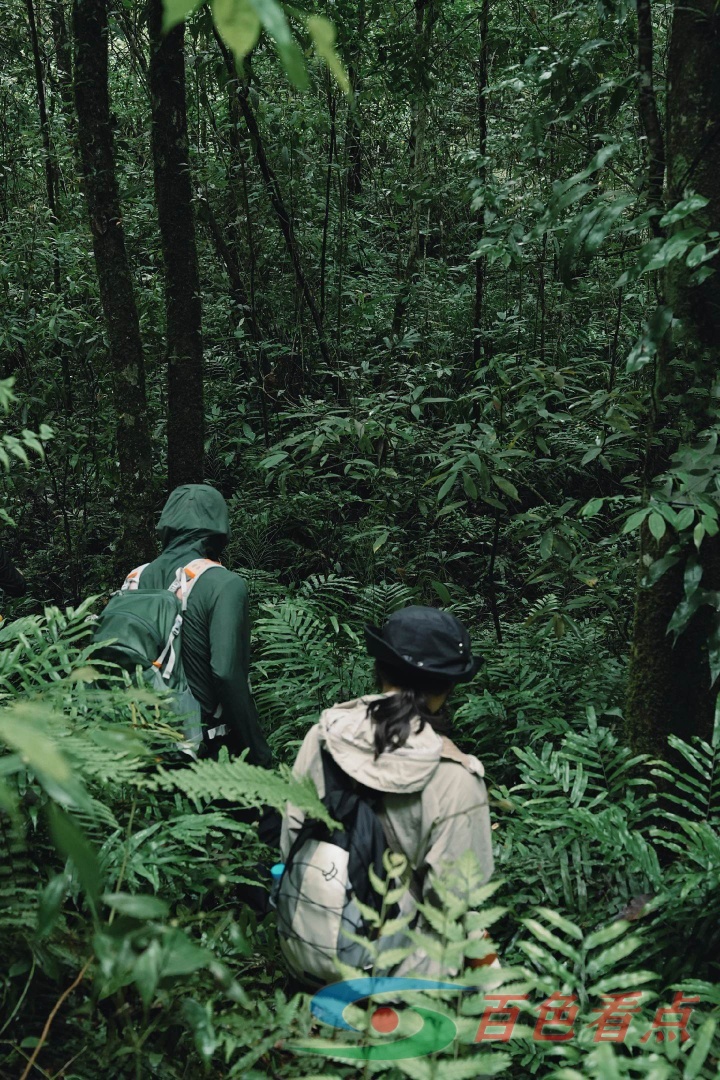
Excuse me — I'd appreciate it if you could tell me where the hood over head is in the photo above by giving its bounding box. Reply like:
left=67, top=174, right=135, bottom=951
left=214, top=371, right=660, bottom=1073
left=317, top=696, right=452, bottom=794
left=157, top=485, right=230, bottom=552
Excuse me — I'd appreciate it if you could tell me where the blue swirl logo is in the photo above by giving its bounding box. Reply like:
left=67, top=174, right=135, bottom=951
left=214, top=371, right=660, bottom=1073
left=293, top=977, right=469, bottom=1060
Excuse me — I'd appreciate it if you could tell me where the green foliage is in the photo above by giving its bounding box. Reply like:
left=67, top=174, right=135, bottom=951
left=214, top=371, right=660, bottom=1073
left=3, top=0, right=720, bottom=1068
left=163, top=0, right=349, bottom=93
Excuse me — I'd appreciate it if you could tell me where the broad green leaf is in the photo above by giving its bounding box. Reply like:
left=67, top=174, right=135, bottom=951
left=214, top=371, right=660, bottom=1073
left=492, top=475, right=519, bottom=501
left=586, top=932, right=643, bottom=976
left=372, top=530, right=389, bottom=553
left=703, top=513, right=719, bottom=537
left=260, top=451, right=289, bottom=468
left=581, top=445, right=602, bottom=465
left=48, top=806, right=103, bottom=906
left=0, top=708, right=91, bottom=810
left=534, top=907, right=583, bottom=940
left=438, top=472, right=457, bottom=500
left=182, top=999, right=218, bottom=1062
left=584, top=919, right=630, bottom=952
left=659, top=193, right=708, bottom=226
left=462, top=471, right=478, bottom=500
left=667, top=590, right=705, bottom=638
left=307, top=15, right=350, bottom=94
left=707, top=616, right=720, bottom=686
left=686, top=242, right=709, bottom=268
left=648, top=512, right=666, bottom=540
left=580, top=497, right=604, bottom=517
left=134, top=939, right=162, bottom=1007
left=522, top=918, right=581, bottom=963
left=647, top=227, right=704, bottom=271
left=212, top=0, right=261, bottom=59
left=644, top=553, right=680, bottom=586
left=436, top=499, right=467, bottom=518
left=431, top=580, right=452, bottom=604
left=0, top=777, right=18, bottom=816
left=103, top=893, right=170, bottom=920
left=683, top=555, right=703, bottom=597
left=675, top=506, right=695, bottom=531
left=694, top=522, right=706, bottom=550
left=396, top=1056, right=510, bottom=1079
left=540, top=529, right=554, bottom=560
left=684, top=1017, right=716, bottom=1079
left=248, top=0, right=308, bottom=88
left=622, top=508, right=650, bottom=534
left=37, top=873, right=71, bottom=938
left=162, top=0, right=202, bottom=31
left=589, top=969, right=657, bottom=995
left=0, top=713, right=71, bottom=784
left=161, top=929, right=213, bottom=976
left=626, top=305, right=672, bottom=372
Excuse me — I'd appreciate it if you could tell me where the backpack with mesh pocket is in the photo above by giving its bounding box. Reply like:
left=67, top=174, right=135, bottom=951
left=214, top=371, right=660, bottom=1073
left=92, top=559, right=221, bottom=755
left=276, top=749, right=399, bottom=987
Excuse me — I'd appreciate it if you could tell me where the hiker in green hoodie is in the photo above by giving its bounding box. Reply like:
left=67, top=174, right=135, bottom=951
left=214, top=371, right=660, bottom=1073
left=136, top=484, right=272, bottom=767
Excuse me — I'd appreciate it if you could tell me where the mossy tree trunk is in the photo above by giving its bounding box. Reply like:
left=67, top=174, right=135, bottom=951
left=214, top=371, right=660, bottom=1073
left=72, top=0, right=155, bottom=565
left=625, top=0, right=720, bottom=756
left=148, top=0, right=205, bottom=489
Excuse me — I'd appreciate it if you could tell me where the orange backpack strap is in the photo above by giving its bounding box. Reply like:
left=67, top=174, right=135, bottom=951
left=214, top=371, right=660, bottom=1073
left=171, top=558, right=222, bottom=610
left=183, top=558, right=222, bottom=579
left=120, top=563, right=150, bottom=592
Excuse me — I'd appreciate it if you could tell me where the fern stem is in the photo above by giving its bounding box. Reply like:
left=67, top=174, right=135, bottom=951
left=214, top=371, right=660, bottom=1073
left=18, top=960, right=90, bottom=1080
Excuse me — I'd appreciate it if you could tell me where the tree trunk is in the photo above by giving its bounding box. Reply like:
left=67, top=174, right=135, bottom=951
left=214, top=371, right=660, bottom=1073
left=214, top=32, right=331, bottom=373
left=26, top=0, right=74, bottom=411
left=636, top=0, right=665, bottom=235
left=26, top=0, right=59, bottom=245
left=320, top=76, right=336, bottom=325
left=49, top=0, right=76, bottom=127
left=73, top=0, right=155, bottom=564
left=344, top=0, right=365, bottom=202
left=472, top=0, right=490, bottom=364
left=197, top=194, right=260, bottom=345
left=391, top=0, right=437, bottom=339
left=625, top=0, right=720, bottom=756
left=148, top=0, right=205, bottom=489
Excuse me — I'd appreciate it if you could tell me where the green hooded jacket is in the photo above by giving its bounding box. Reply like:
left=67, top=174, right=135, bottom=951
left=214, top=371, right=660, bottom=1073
left=137, top=485, right=271, bottom=767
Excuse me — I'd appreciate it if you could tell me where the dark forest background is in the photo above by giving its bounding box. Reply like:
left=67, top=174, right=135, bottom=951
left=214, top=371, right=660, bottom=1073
left=1, top=0, right=719, bottom=1075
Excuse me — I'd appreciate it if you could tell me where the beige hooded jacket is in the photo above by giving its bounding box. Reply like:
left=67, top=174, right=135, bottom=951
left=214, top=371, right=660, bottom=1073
left=280, top=694, right=494, bottom=977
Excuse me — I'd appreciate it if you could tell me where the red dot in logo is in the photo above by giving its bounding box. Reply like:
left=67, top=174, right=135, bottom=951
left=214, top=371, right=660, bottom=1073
left=371, top=1006, right=399, bottom=1034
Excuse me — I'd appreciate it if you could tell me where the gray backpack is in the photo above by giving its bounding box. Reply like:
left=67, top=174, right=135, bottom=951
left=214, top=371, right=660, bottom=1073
left=276, top=750, right=400, bottom=987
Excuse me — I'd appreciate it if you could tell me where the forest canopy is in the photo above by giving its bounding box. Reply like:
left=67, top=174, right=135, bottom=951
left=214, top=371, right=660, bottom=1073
left=1, top=0, right=719, bottom=1074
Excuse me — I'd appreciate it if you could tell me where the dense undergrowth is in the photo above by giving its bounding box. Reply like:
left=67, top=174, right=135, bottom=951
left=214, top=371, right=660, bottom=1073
left=2, top=0, right=720, bottom=1069
left=0, top=562, right=718, bottom=1078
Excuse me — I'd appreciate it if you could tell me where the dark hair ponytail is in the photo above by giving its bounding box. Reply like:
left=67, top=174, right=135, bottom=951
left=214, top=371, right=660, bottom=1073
left=366, top=663, right=452, bottom=758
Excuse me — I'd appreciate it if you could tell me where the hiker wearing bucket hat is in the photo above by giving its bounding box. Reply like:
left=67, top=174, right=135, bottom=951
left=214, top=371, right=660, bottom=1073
left=362, top=606, right=481, bottom=757
left=365, top=605, right=479, bottom=683
left=278, top=606, right=497, bottom=983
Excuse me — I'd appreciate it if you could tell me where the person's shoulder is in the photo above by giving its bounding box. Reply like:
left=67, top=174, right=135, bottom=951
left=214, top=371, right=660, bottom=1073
left=293, top=723, right=323, bottom=777
left=424, top=753, right=488, bottom=813
left=198, top=564, right=248, bottom=594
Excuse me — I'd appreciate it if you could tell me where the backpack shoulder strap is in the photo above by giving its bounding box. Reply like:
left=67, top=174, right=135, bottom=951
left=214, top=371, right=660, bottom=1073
left=440, top=735, right=485, bottom=777
left=169, top=558, right=222, bottom=610
left=320, top=748, right=383, bottom=807
left=120, top=563, right=150, bottom=592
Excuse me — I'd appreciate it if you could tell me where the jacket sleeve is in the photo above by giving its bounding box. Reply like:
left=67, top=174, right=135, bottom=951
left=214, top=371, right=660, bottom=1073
left=0, top=547, right=26, bottom=598
left=207, top=573, right=272, bottom=767
left=422, top=766, right=495, bottom=898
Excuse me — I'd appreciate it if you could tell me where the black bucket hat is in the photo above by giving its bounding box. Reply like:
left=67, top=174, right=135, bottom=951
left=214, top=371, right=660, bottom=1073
left=364, top=606, right=480, bottom=684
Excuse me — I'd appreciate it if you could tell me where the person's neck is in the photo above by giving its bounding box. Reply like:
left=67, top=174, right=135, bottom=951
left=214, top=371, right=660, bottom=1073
left=380, top=682, right=448, bottom=715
